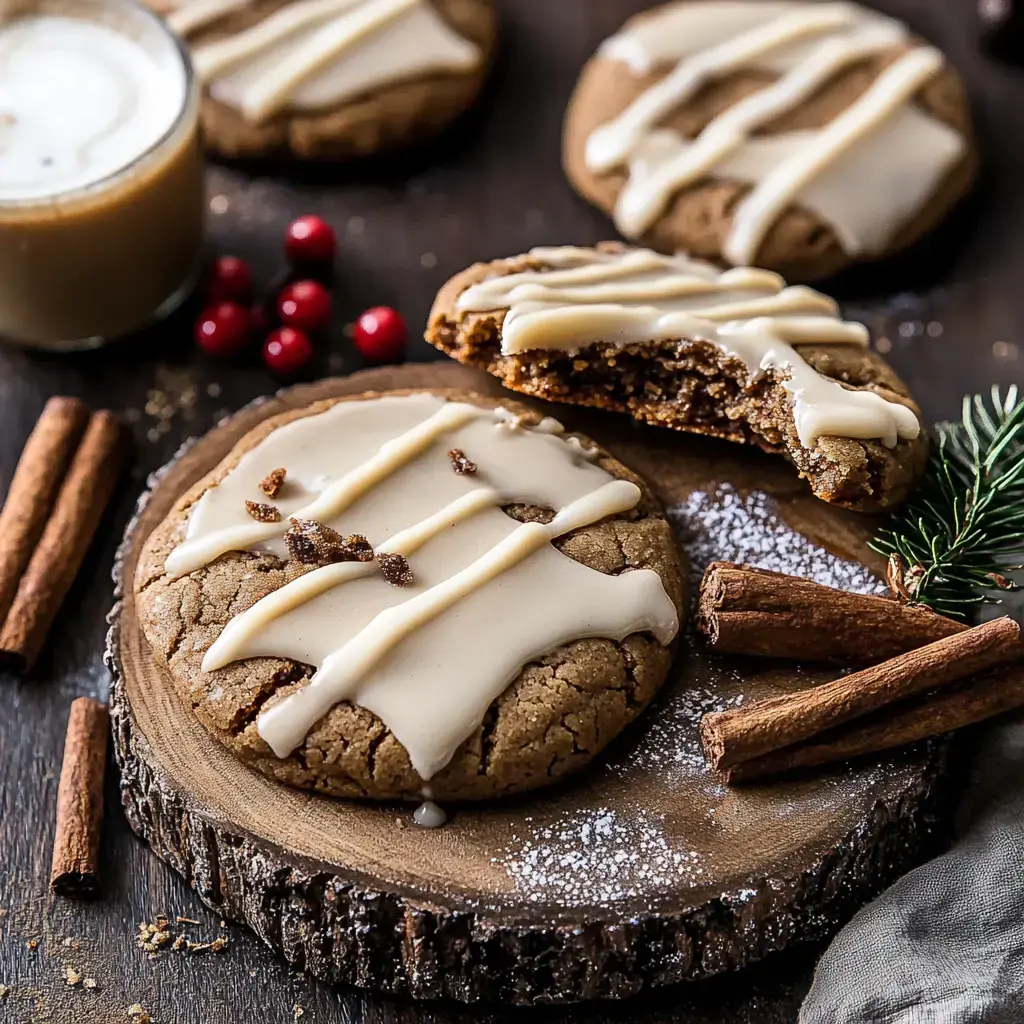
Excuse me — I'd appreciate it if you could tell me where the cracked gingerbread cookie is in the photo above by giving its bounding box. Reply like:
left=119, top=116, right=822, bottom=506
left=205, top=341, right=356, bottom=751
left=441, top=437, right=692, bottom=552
left=563, top=0, right=976, bottom=281
left=151, top=0, right=496, bottom=159
left=427, top=244, right=927, bottom=512
left=134, top=389, right=684, bottom=802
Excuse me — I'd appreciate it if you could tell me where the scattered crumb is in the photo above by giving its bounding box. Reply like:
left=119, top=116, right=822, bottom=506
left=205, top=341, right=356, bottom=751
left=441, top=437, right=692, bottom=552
left=259, top=467, right=287, bottom=498
left=140, top=916, right=228, bottom=957
left=83, top=977, right=99, bottom=990
left=183, top=936, right=229, bottom=954
left=127, top=1003, right=152, bottom=1022
left=25, top=940, right=37, bottom=951
left=378, top=552, right=414, bottom=587
left=65, top=967, right=82, bottom=987
left=294, top=1006, right=306, bottom=1020
left=245, top=500, right=282, bottom=523
left=133, top=365, right=203, bottom=444
left=0, top=984, right=8, bottom=998
left=447, top=448, right=477, bottom=475
left=137, top=920, right=173, bottom=953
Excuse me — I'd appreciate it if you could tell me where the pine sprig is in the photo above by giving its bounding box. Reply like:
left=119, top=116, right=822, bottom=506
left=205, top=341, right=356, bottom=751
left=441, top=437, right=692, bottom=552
left=871, top=385, right=1024, bottom=620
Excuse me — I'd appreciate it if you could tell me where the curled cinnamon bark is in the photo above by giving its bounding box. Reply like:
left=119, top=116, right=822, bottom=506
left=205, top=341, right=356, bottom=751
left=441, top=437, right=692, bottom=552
left=697, top=562, right=966, bottom=663
left=0, top=397, right=90, bottom=627
left=51, top=697, right=109, bottom=897
left=701, top=616, right=1022, bottom=774
left=0, top=411, right=129, bottom=671
left=727, top=661, right=1024, bottom=782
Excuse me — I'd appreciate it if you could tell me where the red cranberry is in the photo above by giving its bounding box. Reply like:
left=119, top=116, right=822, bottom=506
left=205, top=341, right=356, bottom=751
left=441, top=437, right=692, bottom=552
left=263, top=327, right=314, bottom=375
left=353, top=306, right=407, bottom=364
left=284, top=215, right=336, bottom=265
left=195, top=302, right=250, bottom=357
left=277, top=279, right=332, bottom=331
left=205, top=255, right=252, bottom=303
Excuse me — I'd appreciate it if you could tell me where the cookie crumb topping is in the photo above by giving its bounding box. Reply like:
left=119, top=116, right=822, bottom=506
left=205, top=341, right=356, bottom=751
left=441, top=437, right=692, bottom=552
left=447, top=448, right=477, bottom=475
left=245, top=500, right=282, bottom=523
left=259, top=467, right=287, bottom=498
left=285, top=518, right=374, bottom=565
left=378, top=552, right=414, bottom=587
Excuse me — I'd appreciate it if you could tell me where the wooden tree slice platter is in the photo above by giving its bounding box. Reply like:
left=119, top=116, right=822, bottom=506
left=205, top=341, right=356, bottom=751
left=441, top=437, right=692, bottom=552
left=108, top=362, right=946, bottom=1005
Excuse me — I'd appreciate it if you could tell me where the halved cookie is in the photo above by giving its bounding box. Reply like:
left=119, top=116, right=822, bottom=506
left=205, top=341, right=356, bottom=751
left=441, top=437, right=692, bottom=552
left=135, top=389, right=683, bottom=802
left=152, top=0, right=497, bottom=159
left=563, top=0, right=976, bottom=281
left=427, top=244, right=928, bottom=512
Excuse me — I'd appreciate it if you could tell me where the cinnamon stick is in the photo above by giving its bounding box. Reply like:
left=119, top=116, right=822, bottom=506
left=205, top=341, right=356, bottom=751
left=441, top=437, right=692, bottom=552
left=701, top=616, right=1022, bottom=772
left=51, top=697, right=109, bottom=897
left=697, top=562, right=966, bottom=663
left=0, top=411, right=129, bottom=672
left=728, top=661, right=1024, bottom=782
left=0, top=397, right=90, bottom=627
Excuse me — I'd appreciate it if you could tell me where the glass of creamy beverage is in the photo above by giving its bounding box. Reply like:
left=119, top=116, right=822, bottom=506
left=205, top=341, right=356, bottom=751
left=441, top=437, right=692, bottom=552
left=0, top=0, right=205, bottom=350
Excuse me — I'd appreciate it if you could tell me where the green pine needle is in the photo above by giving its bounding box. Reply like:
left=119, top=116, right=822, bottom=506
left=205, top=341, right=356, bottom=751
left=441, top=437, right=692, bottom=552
left=871, top=385, right=1024, bottom=621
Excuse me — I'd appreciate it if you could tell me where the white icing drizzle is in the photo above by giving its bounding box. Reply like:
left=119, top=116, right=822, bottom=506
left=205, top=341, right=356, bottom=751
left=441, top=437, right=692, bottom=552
left=413, top=800, right=447, bottom=827
left=168, top=0, right=480, bottom=122
left=585, top=0, right=966, bottom=261
left=171, top=394, right=679, bottom=781
left=455, top=246, right=920, bottom=449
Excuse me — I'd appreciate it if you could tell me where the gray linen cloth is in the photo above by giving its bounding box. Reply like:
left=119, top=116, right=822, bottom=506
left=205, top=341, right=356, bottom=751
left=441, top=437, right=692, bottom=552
left=800, top=714, right=1024, bottom=1024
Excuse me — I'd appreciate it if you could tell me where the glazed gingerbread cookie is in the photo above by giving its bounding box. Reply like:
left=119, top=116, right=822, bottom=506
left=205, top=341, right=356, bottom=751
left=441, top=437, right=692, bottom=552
left=155, top=0, right=496, bottom=159
left=563, top=0, right=976, bottom=281
left=427, top=244, right=927, bottom=512
left=135, top=389, right=683, bottom=802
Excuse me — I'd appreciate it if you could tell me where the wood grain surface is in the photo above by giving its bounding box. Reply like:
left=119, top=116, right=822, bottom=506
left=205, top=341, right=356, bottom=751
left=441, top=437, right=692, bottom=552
left=0, top=0, right=1020, bottom=1021
left=108, top=363, right=945, bottom=1005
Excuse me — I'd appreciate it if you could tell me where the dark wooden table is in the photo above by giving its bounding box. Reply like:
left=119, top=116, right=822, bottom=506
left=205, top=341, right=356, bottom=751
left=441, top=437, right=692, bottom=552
left=1, top=1, right=1021, bottom=1021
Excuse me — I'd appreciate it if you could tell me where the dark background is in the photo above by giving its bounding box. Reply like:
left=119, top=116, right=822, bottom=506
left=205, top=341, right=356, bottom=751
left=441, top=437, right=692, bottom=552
left=1, top=1, right=1021, bottom=1021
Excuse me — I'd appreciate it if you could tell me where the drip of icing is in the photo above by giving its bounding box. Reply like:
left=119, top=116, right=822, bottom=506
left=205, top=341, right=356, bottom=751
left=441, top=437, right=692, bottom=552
left=455, top=246, right=919, bottom=449
left=584, top=1, right=966, bottom=260
left=413, top=800, right=447, bottom=827
left=171, top=0, right=480, bottom=122
left=171, top=393, right=679, bottom=781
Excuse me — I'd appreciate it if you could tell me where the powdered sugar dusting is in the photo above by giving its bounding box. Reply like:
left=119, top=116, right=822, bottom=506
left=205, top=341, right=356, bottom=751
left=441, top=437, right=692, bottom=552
left=495, top=485, right=893, bottom=909
left=670, top=485, right=886, bottom=595
left=498, top=807, right=704, bottom=907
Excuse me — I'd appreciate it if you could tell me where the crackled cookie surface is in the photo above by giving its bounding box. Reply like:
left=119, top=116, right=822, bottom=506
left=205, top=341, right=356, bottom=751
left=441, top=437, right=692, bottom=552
left=135, top=389, right=683, bottom=802
left=151, top=0, right=496, bottom=159
left=563, top=0, right=975, bottom=280
left=427, top=244, right=927, bottom=511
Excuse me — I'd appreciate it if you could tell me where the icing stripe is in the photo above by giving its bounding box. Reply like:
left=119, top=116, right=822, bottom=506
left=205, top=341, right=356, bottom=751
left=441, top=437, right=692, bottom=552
left=168, top=393, right=681, bottom=783
left=238, top=0, right=420, bottom=122
left=255, top=479, right=653, bottom=768
left=202, top=487, right=500, bottom=672
left=724, top=46, right=946, bottom=265
left=614, top=24, right=905, bottom=236
left=585, top=1, right=962, bottom=263
left=455, top=246, right=915, bottom=449
left=178, top=0, right=482, bottom=122
left=166, top=401, right=484, bottom=577
left=586, top=5, right=856, bottom=174
left=191, top=0, right=364, bottom=80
